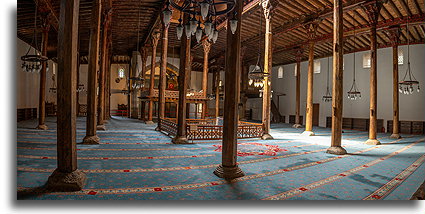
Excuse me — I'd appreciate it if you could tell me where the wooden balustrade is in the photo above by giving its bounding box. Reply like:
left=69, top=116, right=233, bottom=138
left=158, top=118, right=263, bottom=140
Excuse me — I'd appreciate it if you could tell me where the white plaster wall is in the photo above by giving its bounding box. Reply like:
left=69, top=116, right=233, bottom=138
left=271, top=44, right=425, bottom=128
left=17, top=38, right=57, bottom=113
left=110, top=64, right=130, bottom=110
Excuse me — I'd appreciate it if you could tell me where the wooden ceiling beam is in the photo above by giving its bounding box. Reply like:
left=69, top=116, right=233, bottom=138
left=37, top=0, right=59, bottom=31
left=254, top=14, right=425, bottom=62
left=398, top=0, right=412, bottom=16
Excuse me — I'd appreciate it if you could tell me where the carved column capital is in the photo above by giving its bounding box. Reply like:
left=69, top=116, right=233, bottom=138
left=303, top=20, right=320, bottom=40
left=362, top=1, right=384, bottom=26
left=293, top=47, right=304, bottom=62
left=387, top=26, right=401, bottom=47
left=202, top=40, right=212, bottom=55
left=151, top=31, right=161, bottom=48
left=40, top=12, right=52, bottom=32
left=260, top=0, right=278, bottom=20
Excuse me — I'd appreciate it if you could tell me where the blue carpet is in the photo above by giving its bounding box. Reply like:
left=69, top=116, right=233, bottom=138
left=16, top=116, right=425, bottom=200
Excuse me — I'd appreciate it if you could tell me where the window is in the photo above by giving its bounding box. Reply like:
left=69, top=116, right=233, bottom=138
left=314, top=60, right=321, bottom=74
left=118, top=68, right=125, bottom=78
left=363, top=53, right=371, bottom=68
left=398, top=49, right=404, bottom=65
left=278, top=66, right=284, bottom=79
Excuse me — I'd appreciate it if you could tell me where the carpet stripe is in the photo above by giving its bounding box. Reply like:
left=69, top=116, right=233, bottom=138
left=362, top=154, right=425, bottom=200
left=17, top=154, right=214, bottom=160
left=262, top=138, right=424, bottom=200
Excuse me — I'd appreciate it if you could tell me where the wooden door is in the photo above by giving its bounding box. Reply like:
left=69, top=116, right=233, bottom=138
left=313, top=103, right=319, bottom=126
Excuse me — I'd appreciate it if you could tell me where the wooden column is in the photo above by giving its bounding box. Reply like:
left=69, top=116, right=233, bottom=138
left=36, top=13, right=50, bottom=130
left=388, top=26, right=401, bottom=139
left=97, top=5, right=112, bottom=130
left=364, top=1, right=382, bottom=145
left=130, top=51, right=140, bottom=119
left=172, top=14, right=190, bottom=144
left=139, top=46, right=148, bottom=120
left=213, top=0, right=245, bottom=180
left=302, top=21, right=319, bottom=136
left=76, top=52, right=80, bottom=116
left=327, top=0, right=347, bottom=155
left=146, top=31, right=160, bottom=124
left=293, top=48, right=303, bottom=128
left=82, top=0, right=102, bottom=145
left=46, top=0, right=86, bottom=191
left=104, top=38, right=112, bottom=120
left=240, top=64, right=248, bottom=121
left=157, top=13, right=169, bottom=130
left=215, top=70, right=221, bottom=119
left=261, top=0, right=273, bottom=140
left=201, top=40, right=211, bottom=119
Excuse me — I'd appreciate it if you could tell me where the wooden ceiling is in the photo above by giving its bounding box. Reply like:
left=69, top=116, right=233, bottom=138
left=17, top=0, right=425, bottom=67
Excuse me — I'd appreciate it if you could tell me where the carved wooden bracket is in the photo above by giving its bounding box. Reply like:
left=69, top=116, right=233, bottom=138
left=140, top=46, right=148, bottom=62
left=387, top=26, right=401, bottom=46
left=103, top=8, right=113, bottom=27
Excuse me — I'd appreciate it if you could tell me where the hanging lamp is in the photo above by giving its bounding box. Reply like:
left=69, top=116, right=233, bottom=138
left=169, top=0, right=236, bottom=42
left=21, top=0, right=48, bottom=73
left=322, top=46, right=332, bottom=102
left=347, top=13, right=361, bottom=100
left=248, top=7, right=269, bottom=89
left=130, top=2, right=145, bottom=90
left=398, top=8, right=420, bottom=95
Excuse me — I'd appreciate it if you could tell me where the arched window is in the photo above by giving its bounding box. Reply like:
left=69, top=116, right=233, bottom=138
left=118, top=68, right=125, bottom=78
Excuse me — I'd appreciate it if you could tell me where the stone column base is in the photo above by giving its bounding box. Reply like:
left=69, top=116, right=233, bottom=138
left=326, top=146, right=347, bottom=155
left=36, top=124, right=48, bottom=130
left=145, top=120, right=154, bottom=125
left=292, top=124, right=302, bottom=128
left=390, top=133, right=401, bottom=139
left=261, top=133, right=274, bottom=140
left=172, top=136, right=191, bottom=144
left=96, top=125, right=106, bottom=131
left=365, top=139, right=381, bottom=145
left=301, top=131, right=315, bottom=136
left=46, top=169, right=86, bottom=192
left=213, top=164, right=245, bottom=180
left=155, top=126, right=160, bottom=131
left=82, top=135, right=100, bottom=144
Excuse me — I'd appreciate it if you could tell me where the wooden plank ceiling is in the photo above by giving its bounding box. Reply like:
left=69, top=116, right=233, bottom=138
left=18, top=0, right=425, bottom=67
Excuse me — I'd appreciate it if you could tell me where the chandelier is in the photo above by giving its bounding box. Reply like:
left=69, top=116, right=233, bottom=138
left=347, top=14, right=361, bottom=100
left=130, top=76, right=145, bottom=90
left=21, top=1, right=48, bottom=73
left=248, top=5, right=269, bottom=88
left=164, top=0, right=237, bottom=43
left=399, top=13, right=420, bottom=95
left=322, top=53, right=332, bottom=102
left=77, top=83, right=85, bottom=93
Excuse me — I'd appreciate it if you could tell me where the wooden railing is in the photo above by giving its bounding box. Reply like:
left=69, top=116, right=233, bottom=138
left=158, top=118, right=263, bottom=140
left=159, top=118, right=178, bottom=136
left=141, top=89, right=206, bottom=100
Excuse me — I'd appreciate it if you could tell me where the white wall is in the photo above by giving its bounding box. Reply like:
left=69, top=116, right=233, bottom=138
left=271, top=44, right=425, bottom=128
left=17, top=38, right=56, bottom=112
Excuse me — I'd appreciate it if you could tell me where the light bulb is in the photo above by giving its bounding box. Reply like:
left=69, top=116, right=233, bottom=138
left=176, top=24, right=183, bottom=40
left=190, top=18, right=197, bottom=35
left=196, top=26, right=202, bottom=43
left=212, top=29, right=218, bottom=43
left=208, top=30, right=214, bottom=41
left=200, top=2, right=209, bottom=19
left=249, top=79, right=253, bottom=85
left=162, top=8, right=172, bottom=26
left=417, top=86, right=420, bottom=92
left=185, top=24, right=191, bottom=39
left=230, top=19, right=238, bottom=34
left=204, top=21, right=212, bottom=36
